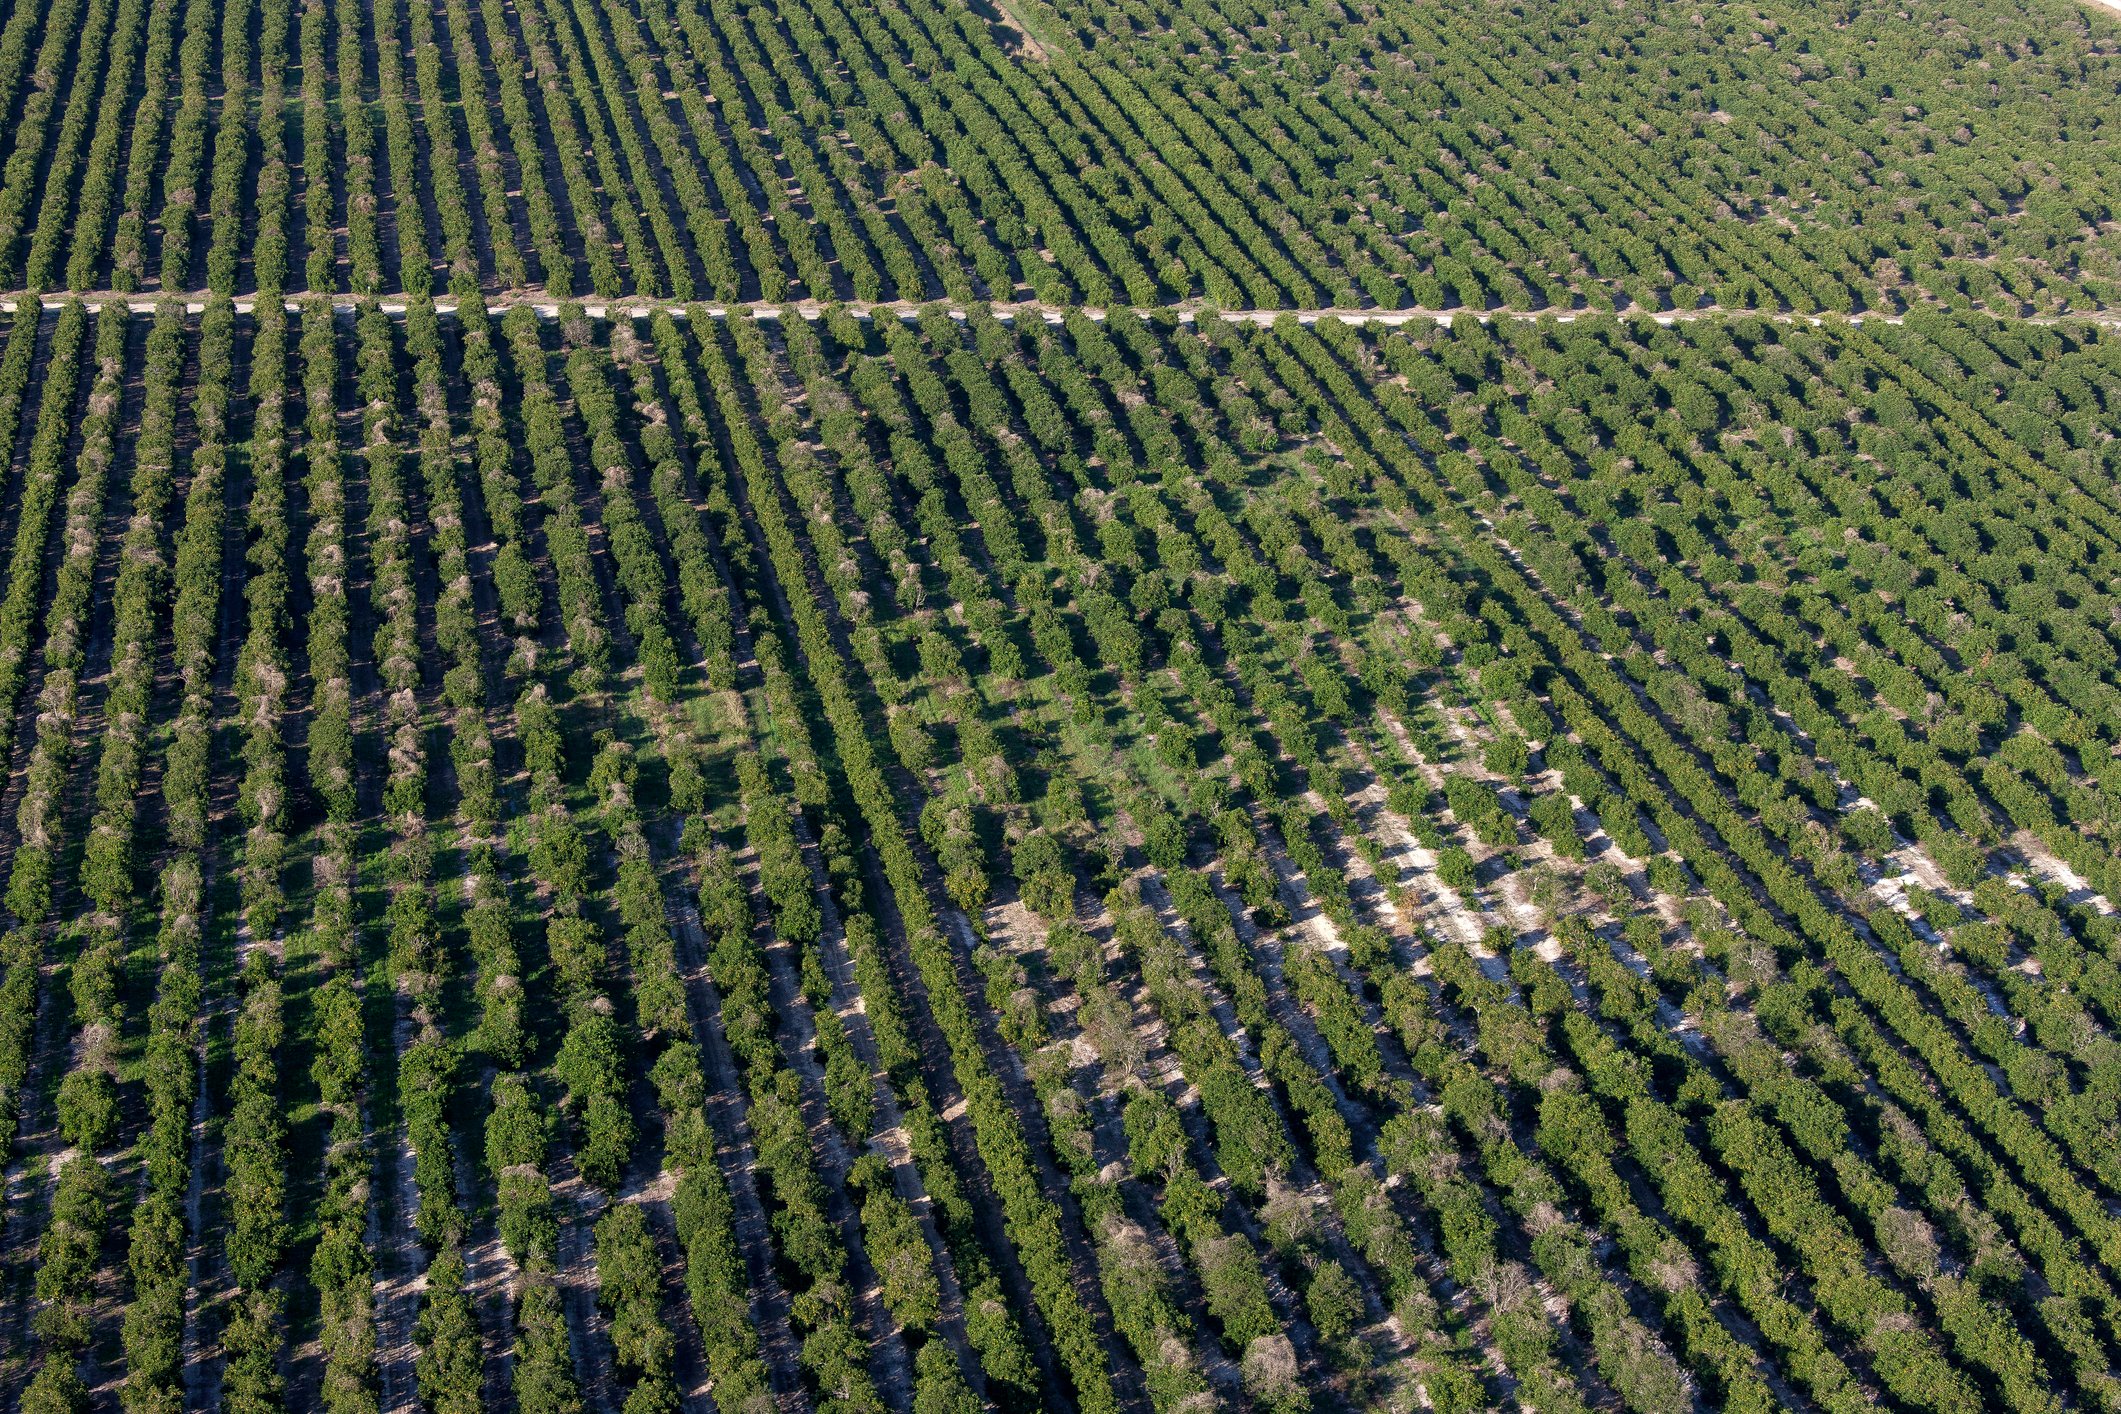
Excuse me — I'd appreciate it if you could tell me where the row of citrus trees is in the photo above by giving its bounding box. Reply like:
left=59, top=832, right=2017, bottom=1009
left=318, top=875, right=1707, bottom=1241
left=1253, top=308, right=2121, bottom=1409
left=9, top=0, right=2111, bottom=313
left=0, top=0, right=1815, bottom=311
left=11, top=294, right=2121, bottom=1414
left=699, top=292, right=2121, bottom=1414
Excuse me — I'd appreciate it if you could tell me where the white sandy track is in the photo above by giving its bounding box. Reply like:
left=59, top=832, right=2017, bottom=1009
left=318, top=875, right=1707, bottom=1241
left=16, top=289, right=2121, bottom=333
